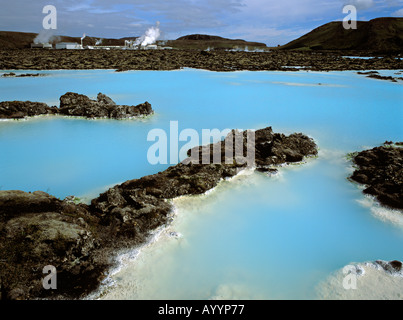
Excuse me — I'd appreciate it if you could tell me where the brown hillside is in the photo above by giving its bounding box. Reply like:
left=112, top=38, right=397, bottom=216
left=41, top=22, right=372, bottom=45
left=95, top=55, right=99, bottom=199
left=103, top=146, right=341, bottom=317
left=279, top=17, right=403, bottom=52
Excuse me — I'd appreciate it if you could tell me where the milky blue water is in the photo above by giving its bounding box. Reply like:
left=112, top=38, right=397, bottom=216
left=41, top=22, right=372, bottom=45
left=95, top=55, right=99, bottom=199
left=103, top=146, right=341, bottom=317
left=0, top=69, right=402, bottom=299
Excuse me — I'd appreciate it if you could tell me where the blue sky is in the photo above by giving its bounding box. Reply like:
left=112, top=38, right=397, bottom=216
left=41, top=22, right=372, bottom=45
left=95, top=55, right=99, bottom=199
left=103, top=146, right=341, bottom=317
left=0, top=0, right=402, bottom=45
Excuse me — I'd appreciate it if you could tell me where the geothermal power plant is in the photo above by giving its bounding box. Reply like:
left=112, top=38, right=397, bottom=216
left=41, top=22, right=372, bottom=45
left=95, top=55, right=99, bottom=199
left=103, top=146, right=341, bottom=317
left=31, top=22, right=170, bottom=50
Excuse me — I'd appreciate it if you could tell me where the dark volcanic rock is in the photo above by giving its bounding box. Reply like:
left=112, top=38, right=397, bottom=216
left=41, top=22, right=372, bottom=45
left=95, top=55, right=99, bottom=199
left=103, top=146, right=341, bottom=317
left=0, top=190, right=107, bottom=300
left=374, top=260, right=403, bottom=274
left=0, top=190, right=62, bottom=219
left=365, top=74, right=398, bottom=82
left=350, top=144, right=403, bottom=210
left=1, top=72, right=45, bottom=78
left=0, top=101, right=56, bottom=119
left=59, top=92, right=153, bottom=119
left=0, top=49, right=402, bottom=72
left=185, top=128, right=317, bottom=168
left=0, top=126, right=317, bottom=300
left=0, top=93, right=153, bottom=120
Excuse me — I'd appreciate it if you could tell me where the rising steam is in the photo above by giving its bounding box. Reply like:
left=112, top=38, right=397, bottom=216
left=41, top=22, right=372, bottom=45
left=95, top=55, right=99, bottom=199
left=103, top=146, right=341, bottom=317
left=34, top=29, right=55, bottom=44
left=134, top=21, right=161, bottom=47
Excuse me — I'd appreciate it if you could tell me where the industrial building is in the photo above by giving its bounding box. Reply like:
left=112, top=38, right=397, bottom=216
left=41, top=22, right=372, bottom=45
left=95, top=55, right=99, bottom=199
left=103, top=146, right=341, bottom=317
left=31, top=43, right=53, bottom=49
left=29, top=40, right=172, bottom=50
left=55, top=42, right=82, bottom=50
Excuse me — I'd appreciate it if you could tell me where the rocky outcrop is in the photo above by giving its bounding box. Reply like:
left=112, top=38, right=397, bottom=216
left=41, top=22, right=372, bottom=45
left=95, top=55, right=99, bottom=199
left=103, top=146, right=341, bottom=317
left=59, top=92, right=153, bottom=119
left=0, top=93, right=153, bottom=120
left=0, top=126, right=317, bottom=300
left=374, top=260, right=403, bottom=274
left=0, top=101, right=57, bottom=119
left=0, top=191, right=107, bottom=300
left=350, top=144, right=403, bottom=210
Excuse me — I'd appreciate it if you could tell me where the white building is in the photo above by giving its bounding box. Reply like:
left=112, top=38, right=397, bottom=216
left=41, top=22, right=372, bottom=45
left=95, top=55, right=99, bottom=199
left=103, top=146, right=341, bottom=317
left=55, top=42, right=82, bottom=50
left=144, top=44, right=158, bottom=50
left=31, top=43, right=53, bottom=49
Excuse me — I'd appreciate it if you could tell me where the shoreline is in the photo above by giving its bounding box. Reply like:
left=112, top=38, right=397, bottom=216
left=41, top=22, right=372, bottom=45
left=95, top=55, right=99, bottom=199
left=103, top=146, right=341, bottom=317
left=85, top=221, right=169, bottom=300
left=356, top=195, right=403, bottom=227
left=316, top=259, right=403, bottom=300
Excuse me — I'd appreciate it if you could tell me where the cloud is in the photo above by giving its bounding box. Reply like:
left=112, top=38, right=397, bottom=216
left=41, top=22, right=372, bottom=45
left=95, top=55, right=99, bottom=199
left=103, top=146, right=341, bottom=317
left=344, top=0, right=375, bottom=10
left=392, top=8, right=403, bottom=15
left=222, top=24, right=313, bottom=46
left=238, top=0, right=340, bottom=23
left=65, top=0, right=94, bottom=12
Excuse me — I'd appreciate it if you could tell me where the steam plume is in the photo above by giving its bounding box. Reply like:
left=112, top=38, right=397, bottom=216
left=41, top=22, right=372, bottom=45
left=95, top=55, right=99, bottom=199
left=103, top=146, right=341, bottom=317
left=135, top=21, right=161, bottom=47
left=34, top=29, right=55, bottom=44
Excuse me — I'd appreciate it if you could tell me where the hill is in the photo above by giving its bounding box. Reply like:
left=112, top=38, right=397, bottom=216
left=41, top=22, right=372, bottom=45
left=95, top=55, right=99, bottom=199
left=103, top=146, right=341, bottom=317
left=279, top=17, right=403, bottom=52
left=167, top=34, right=268, bottom=50
left=0, top=31, right=39, bottom=49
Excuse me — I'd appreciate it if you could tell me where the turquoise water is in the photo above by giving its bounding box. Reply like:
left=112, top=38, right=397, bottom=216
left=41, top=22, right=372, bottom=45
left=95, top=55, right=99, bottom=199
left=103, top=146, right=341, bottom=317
left=0, top=69, right=402, bottom=299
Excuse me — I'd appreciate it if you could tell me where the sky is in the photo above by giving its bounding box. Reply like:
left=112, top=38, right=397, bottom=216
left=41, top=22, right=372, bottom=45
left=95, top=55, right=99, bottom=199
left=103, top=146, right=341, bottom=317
left=0, top=0, right=402, bottom=45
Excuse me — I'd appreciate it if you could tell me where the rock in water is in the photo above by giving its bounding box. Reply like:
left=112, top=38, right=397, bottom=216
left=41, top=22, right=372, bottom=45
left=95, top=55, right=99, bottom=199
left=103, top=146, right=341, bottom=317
left=350, top=144, right=403, bottom=210
left=59, top=92, right=154, bottom=119
left=0, top=101, right=56, bottom=119
left=0, top=93, right=153, bottom=119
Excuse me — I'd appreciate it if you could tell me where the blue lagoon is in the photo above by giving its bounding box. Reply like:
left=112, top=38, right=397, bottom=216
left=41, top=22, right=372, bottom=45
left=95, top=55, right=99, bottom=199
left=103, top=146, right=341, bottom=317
left=0, top=69, right=402, bottom=299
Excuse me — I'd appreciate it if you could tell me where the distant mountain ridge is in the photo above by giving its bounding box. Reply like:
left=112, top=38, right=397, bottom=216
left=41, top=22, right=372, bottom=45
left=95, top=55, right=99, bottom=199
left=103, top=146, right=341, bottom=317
left=168, top=34, right=268, bottom=50
left=176, top=34, right=226, bottom=41
left=279, top=17, right=403, bottom=52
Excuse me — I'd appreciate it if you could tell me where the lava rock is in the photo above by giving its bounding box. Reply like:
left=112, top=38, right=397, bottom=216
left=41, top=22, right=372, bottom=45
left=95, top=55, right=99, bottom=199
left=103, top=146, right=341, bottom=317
left=59, top=92, right=153, bottom=119
left=0, top=190, right=106, bottom=300
left=375, top=260, right=403, bottom=273
left=0, top=101, right=56, bottom=119
left=0, top=93, right=153, bottom=120
left=350, top=144, right=403, bottom=209
left=0, top=49, right=402, bottom=73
